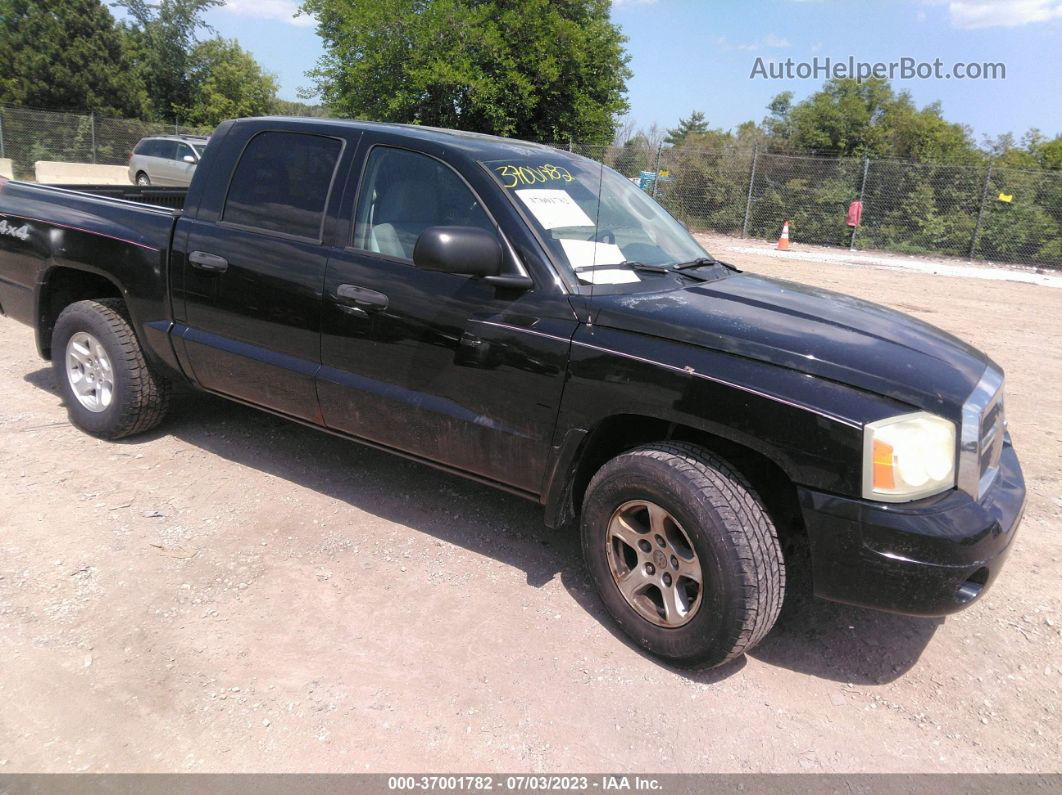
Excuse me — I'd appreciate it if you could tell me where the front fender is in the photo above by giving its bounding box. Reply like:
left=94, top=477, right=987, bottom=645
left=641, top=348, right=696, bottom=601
left=553, top=325, right=914, bottom=499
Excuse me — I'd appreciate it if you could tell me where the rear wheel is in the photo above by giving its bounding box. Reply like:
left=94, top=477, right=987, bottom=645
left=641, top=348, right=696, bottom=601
left=135, top=172, right=150, bottom=186
left=581, top=442, right=785, bottom=668
left=52, top=299, right=170, bottom=439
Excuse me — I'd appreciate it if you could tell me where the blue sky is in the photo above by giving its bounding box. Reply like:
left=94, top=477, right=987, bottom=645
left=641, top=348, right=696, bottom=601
left=203, top=0, right=1062, bottom=143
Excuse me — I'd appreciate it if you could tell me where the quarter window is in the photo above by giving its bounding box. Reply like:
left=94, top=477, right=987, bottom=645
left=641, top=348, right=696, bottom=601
left=223, top=131, right=342, bottom=240
left=352, top=146, right=495, bottom=260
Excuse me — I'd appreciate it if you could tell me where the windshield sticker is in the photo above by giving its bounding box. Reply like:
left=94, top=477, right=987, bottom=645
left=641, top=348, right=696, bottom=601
left=495, top=163, right=574, bottom=189
left=515, top=189, right=594, bottom=229
left=559, top=239, right=639, bottom=284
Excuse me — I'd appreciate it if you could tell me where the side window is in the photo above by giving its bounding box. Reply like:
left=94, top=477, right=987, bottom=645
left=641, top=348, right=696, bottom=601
left=134, top=139, right=151, bottom=155
left=223, top=131, right=342, bottom=240
left=176, top=143, right=194, bottom=162
left=352, top=147, right=495, bottom=261
left=155, top=140, right=177, bottom=160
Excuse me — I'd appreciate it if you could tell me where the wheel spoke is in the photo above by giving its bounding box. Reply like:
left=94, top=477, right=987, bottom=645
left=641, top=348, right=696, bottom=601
left=647, top=502, right=670, bottom=536
left=675, top=555, right=702, bottom=584
left=616, top=568, right=649, bottom=602
left=69, top=341, right=91, bottom=366
left=660, top=581, right=687, bottom=624
left=608, top=513, right=647, bottom=551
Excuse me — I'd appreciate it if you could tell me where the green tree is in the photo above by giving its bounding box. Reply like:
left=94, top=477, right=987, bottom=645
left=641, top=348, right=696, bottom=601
left=0, top=0, right=145, bottom=116
left=273, top=99, right=329, bottom=118
left=116, top=0, right=221, bottom=120
left=300, top=0, right=631, bottom=143
left=764, top=78, right=977, bottom=160
left=179, top=38, right=278, bottom=126
left=664, top=111, right=709, bottom=146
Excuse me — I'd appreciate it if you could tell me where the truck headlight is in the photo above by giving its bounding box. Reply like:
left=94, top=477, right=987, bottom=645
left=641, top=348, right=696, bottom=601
left=862, top=412, right=957, bottom=502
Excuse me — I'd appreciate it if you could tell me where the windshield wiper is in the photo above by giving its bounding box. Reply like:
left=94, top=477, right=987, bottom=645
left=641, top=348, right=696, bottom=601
left=575, top=261, right=712, bottom=284
left=577, top=261, right=669, bottom=275
left=673, top=257, right=742, bottom=273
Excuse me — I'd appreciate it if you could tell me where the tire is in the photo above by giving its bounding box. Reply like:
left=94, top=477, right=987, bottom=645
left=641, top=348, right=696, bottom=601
left=51, top=299, right=170, bottom=439
left=136, top=172, right=150, bottom=186
left=581, top=442, right=785, bottom=669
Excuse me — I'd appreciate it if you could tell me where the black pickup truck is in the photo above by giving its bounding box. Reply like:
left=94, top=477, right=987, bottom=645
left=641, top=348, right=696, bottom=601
left=0, top=117, right=1026, bottom=668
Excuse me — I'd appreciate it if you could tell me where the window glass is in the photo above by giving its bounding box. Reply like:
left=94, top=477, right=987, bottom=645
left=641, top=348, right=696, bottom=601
left=176, top=143, right=194, bottom=162
left=353, top=146, right=494, bottom=260
left=134, top=139, right=151, bottom=155
left=482, top=156, right=707, bottom=288
left=223, top=131, right=342, bottom=240
left=153, top=140, right=177, bottom=160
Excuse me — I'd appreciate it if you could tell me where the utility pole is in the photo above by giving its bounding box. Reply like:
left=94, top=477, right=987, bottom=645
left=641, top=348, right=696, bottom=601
left=742, top=146, right=759, bottom=237
left=90, top=112, right=97, bottom=164
left=849, top=154, right=870, bottom=251
left=651, top=145, right=662, bottom=198
left=970, top=161, right=994, bottom=260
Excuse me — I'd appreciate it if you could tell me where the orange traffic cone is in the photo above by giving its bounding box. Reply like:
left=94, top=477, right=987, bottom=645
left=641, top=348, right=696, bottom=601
left=776, top=220, right=791, bottom=251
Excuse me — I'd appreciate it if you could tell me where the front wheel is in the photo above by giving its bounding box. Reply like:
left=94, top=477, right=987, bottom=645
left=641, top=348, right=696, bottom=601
left=52, top=299, right=170, bottom=439
left=581, top=442, right=785, bottom=669
left=135, top=172, right=150, bottom=186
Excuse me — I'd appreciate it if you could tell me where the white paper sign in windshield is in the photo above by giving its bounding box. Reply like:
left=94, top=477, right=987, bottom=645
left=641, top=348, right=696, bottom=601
left=559, top=240, right=639, bottom=284
left=515, top=189, right=594, bottom=229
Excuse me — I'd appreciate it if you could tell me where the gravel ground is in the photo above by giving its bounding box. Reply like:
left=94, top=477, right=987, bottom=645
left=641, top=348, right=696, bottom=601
left=0, top=237, right=1060, bottom=773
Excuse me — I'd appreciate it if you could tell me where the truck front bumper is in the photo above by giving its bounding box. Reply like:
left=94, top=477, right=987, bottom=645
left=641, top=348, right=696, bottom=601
left=798, top=437, right=1025, bottom=616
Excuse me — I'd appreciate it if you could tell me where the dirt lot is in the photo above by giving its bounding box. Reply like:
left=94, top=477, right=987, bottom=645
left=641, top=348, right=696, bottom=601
left=1, top=236, right=1060, bottom=773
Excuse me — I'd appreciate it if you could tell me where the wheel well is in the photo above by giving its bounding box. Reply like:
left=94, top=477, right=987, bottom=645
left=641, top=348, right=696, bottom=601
left=38, top=268, right=123, bottom=359
left=566, top=415, right=805, bottom=546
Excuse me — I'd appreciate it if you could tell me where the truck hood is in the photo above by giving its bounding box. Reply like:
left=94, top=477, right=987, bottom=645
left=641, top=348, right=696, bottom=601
left=591, top=273, right=991, bottom=417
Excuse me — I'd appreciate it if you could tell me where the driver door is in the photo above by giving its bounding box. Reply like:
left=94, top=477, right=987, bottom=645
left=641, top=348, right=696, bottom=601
left=317, top=142, right=575, bottom=494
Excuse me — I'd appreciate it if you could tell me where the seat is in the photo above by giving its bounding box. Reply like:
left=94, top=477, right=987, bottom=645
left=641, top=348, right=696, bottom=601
left=370, top=177, right=441, bottom=259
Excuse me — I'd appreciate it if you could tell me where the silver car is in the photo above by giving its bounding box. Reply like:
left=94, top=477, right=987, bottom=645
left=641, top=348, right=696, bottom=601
left=128, top=135, right=209, bottom=187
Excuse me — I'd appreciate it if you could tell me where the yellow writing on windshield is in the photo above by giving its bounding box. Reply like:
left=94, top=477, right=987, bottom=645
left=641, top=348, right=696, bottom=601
left=495, top=163, right=574, bottom=189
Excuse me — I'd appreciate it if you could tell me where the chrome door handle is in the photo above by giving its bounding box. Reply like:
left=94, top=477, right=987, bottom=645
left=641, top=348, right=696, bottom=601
left=188, top=250, right=229, bottom=273
left=335, top=284, right=388, bottom=310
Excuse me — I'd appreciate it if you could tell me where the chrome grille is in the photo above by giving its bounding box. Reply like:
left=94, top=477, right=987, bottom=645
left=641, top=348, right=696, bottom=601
left=958, top=367, right=1005, bottom=500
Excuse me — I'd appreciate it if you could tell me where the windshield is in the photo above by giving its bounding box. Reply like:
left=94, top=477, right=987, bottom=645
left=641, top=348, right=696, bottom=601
left=482, top=153, right=710, bottom=290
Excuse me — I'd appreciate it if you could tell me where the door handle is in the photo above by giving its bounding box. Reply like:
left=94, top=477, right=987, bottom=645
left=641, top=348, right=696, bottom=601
left=335, top=284, right=388, bottom=310
left=189, top=250, right=229, bottom=273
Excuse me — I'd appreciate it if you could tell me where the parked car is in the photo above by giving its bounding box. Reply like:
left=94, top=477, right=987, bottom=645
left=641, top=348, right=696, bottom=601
left=127, top=134, right=209, bottom=186
left=0, top=117, right=1025, bottom=668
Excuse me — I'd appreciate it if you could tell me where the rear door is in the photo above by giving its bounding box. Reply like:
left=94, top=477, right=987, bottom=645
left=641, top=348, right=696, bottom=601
left=173, top=126, right=347, bottom=420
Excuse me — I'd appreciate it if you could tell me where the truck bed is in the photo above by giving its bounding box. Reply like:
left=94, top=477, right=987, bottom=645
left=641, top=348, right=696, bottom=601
left=0, top=179, right=179, bottom=331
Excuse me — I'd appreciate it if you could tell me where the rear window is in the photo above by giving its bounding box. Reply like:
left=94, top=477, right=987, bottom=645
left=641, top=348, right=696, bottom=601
left=223, top=131, right=342, bottom=240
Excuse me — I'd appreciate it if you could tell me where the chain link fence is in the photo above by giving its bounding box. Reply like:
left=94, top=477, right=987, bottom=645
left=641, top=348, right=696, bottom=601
left=0, top=105, right=210, bottom=180
left=563, top=141, right=1062, bottom=269
left=2, top=104, right=1059, bottom=268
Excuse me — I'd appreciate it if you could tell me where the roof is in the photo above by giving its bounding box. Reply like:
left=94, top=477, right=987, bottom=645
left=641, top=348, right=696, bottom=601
left=247, top=116, right=574, bottom=160
left=141, top=134, right=210, bottom=142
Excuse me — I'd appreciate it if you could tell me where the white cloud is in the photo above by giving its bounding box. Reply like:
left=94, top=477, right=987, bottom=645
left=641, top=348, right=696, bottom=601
left=715, top=33, right=791, bottom=51
left=222, top=0, right=313, bottom=27
left=940, top=0, right=1062, bottom=28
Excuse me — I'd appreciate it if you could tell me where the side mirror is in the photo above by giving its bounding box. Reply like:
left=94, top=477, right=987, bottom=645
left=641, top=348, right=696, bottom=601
left=413, top=226, right=503, bottom=277
left=182, top=155, right=196, bottom=164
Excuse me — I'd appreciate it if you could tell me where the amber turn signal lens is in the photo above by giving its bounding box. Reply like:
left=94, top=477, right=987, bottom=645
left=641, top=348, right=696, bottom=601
left=872, top=439, right=895, bottom=491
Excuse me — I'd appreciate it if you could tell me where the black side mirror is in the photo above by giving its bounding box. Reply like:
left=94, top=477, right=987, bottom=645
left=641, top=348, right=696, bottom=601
left=413, top=226, right=503, bottom=277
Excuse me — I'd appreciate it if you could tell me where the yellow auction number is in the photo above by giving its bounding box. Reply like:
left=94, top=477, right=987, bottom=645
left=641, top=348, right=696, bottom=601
left=495, top=163, right=574, bottom=189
